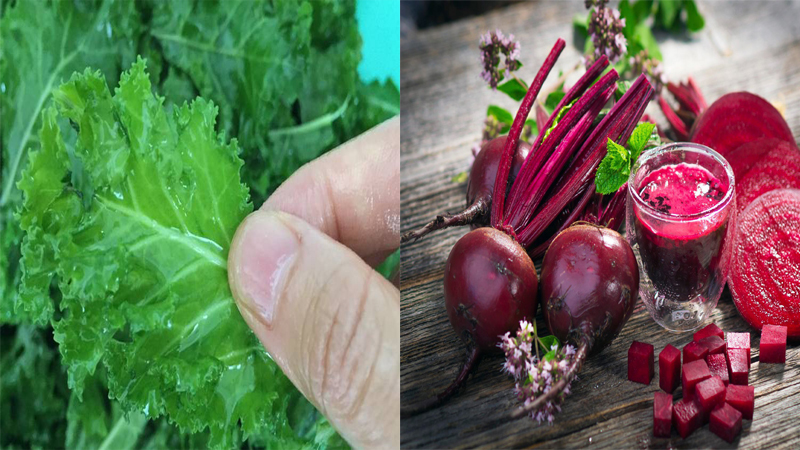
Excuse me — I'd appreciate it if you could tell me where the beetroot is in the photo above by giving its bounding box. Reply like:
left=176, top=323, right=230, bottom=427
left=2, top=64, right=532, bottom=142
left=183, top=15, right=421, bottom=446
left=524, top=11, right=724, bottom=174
left=673, top=398, right=703, bottom=439
left=682, top=360, right=711, bottom=401
left=401, top=137, right=531, bottom=243
left=659, top=344, right=682, bottom=393
left=628, top=341, right=654, bottom=384
left=726, top=138, right=797, bottom=182
left=683, top=341, right=708, bottom=364
left=734, top=143, right=800, bottom=217
left=653, top=391, right=673, bottom=438
left=694, top=323, right=724, bottom=342
left=710, top=403, right=743, bottom=443
left=725, top=384, right=755, bottom=420
left=726, top=349, right=749, bottom=385
left=759, top=324, right=788, bottom=364
left=690, top=92, right=794, bottom=156
left=707, top=353, right=730, bottom=386
left=696, top=376, right=726, bottom=416
left=729, top=189, right=800, bottom=338
left=697, top=335, right=726, bottom=356
left=726, top=332, right=751, bottom=367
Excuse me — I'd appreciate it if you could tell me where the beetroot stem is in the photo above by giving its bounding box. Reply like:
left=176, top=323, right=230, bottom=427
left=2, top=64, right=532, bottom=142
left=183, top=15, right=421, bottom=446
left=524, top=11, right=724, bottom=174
left=528, top=184, right=595, bottom=259
left=490, top=38, right=565, bottom=229
left=510, top=341, right=589, bottom=420
left=401, top=199, right=487, bottom=244
left=658, top=95, right=690, bottom=141
left=401, top=347, right=481, bottom=418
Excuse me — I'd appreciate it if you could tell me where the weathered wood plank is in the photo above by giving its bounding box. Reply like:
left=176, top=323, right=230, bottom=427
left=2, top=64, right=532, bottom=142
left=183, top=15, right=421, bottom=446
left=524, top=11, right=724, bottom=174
left=401, top=1, right=800, bottom=448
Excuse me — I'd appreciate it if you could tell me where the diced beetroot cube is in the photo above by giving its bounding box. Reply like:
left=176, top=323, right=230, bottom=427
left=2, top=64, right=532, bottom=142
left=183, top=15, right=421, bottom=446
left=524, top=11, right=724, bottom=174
left=726, top=332, right=751, bottom=368
left=659, top=344, right=681, bottom=393
left=696, top=376, right=726, bottom=419
left=682, top=359, right=711, bottom=400
left=683, top=341, right=708, bottom=363
left=653, top=391, right=673, bottom=438
left=726, top=348, right=749, bottom=385
left=694, top=323, right=724, bottom=342
left=672, top=398, right=702, bottom=439
left=726, top=385, right=755, bottom=420
left=706, top=353, right=729, bottom=386
left=710, top=403, right=743, bottom=443
left=698, top=335, right=726, bottom=355
left=628, top=341, right=654, bottom=384
left=759, top=324, right=788, bottom=364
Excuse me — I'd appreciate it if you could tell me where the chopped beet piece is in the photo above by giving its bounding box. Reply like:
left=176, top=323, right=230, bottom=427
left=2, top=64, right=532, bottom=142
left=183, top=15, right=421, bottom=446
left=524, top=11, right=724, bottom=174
left=726, top=332, right=751, bottom=368
left=653, top=391, right=673, bottom=438
left=696, top=376, right=726, bottom=418
left=628, top=341, right=654, bottom=384
left=706, top=353, right=730, bottom=386
left=759, top=324, right=788, bottom=364
left=710, top=403, right=743, bottom=443
left=726, top=348, right=749, bottom=385
left=726, top=385, right=755, bottom=420
left=698, top=335, right=726, bottom=355
left=659, top=344, right=682, bottom=393
left=672, top=398, right=702, bottom=439
left=683, top=341, right=708, bottom=363
left=694, top=323, right=724, bottom=342
left=682, top=359, right=711, bottom=400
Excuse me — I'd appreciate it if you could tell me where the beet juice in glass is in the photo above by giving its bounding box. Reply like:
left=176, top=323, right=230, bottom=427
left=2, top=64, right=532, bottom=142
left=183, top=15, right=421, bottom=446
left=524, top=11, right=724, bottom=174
left=626, top=143, right=735, bottom=332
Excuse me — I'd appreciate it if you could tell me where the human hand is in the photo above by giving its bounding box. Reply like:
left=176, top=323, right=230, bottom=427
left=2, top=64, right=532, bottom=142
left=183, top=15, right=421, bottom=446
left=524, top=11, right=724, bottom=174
left=227, top=118, right=400, bottom=448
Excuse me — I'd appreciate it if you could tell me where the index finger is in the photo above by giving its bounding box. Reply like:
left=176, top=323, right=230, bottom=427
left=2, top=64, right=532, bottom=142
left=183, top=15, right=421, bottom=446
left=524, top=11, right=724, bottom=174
left=263, top=117, right=400, bottom=267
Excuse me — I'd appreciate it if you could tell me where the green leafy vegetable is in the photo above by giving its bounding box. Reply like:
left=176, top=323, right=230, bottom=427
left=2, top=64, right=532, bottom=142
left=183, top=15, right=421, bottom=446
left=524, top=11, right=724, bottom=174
left=497, top=78, right=528, bottom=101
left=595, top=122, right=657, bottom=194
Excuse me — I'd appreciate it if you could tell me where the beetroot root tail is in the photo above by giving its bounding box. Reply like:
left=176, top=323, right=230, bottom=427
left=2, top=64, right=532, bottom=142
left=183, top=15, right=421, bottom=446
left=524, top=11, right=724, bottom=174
left=401, top=199, right=488, bottom=244
left=401, top=347, right=481, bottom=418
left=509, top=341, right=589, bottom=420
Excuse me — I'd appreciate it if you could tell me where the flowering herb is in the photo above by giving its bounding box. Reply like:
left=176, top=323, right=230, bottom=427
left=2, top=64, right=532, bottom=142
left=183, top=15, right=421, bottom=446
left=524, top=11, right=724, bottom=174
left=629, top=49, right=666, bottom=93
left=480, top=29, right=522, bottom=90
left=499, top=320, right=577, bottom=424
left=585, top=3, right=628, bottom=67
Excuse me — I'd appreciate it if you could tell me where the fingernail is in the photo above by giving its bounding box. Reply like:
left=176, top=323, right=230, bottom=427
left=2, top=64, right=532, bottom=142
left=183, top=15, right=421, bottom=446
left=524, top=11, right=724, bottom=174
left=231, top=211, right=298, bottom=327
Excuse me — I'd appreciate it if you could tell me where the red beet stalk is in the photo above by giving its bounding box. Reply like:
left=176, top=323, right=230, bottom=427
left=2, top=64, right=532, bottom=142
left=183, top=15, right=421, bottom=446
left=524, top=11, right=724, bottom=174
left=491, top=38, right=566, bottom=230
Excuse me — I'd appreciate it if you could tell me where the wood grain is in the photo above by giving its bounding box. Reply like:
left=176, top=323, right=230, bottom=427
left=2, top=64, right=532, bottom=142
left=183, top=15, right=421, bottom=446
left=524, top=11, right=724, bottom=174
left=400, top=1, right=800, bottom=448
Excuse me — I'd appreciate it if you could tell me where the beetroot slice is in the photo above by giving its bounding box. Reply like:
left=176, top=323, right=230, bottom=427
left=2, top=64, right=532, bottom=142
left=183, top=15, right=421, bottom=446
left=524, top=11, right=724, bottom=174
left=729, top=189, right=800, bottom=338
left=726, top=138, right=798, bottom=182
left=690, top=92, right=794, bottom=156
left=734, top=144, right=800, bottom=217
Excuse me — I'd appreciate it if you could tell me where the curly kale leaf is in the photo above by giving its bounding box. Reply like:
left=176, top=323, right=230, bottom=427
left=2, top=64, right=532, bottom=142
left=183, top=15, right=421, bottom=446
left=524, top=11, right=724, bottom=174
left=18, top=58, right=325, bottom=448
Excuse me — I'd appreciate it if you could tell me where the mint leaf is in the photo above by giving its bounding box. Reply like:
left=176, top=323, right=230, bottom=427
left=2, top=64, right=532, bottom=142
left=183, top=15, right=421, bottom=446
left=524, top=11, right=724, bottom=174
left=18, top=59, right=315, bottom=448
left=684, top=0, right=706, bottom=32
left=497, top=78, right=527, bottom=101
left=544, top=84, right=567, bottom=115
left=596, top=138, right=632, bottom=195
left=487, top=105, right=514, bottom=127
left=539, top=335, right=560, bottom=354
left=628, top=122, right=657, bottom=162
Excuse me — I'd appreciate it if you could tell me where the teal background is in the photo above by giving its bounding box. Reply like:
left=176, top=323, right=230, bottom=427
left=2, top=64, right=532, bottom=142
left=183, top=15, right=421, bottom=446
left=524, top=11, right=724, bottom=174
left=356, top=0, right=400, bottom=86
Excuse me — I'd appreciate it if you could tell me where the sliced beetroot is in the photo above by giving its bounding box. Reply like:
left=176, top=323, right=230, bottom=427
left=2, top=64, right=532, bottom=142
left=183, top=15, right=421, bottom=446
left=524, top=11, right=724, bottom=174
left=729, top=189, right=800, bottom=338
left=682, top=359, right=711, bottom=401
left=628, top=341, right=655, bottom=384
left=734, top=144, right=800, bottom=217
left=653, top=391, right=673, bottom=438
left=672, top=398, right=703, bottom=439
left=696, top=376, right=726, bottom=416
left=726, top=349, right=749, bottom=385
left=759, top=324, right=788, bottom=364
left=710, top=403, right=743, bottom=443
left=694, top=323, right=724, bottom=342
left=727, top=138, right=798, bottom=182
left=726, top=384, right=755, bottom=420
left=683, top=341, right=708, bottom=364
left=707, top=353, right=730, bottom=386
left=697, top=335, right=726, bottom=356
left=659, top=344, right=681, bottom=393
left=690, top=92, right=794, bottom=156
left=726, top=332, right=751, bottom=368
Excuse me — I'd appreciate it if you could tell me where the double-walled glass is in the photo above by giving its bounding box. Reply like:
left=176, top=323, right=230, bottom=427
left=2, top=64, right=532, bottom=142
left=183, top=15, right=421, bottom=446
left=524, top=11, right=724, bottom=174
left=626, top=143, right=736, bottom=332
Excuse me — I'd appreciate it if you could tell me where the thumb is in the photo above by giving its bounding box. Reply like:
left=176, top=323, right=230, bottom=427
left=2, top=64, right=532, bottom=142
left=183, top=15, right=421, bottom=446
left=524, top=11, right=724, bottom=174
left=227, top=209, right=400, bottom=449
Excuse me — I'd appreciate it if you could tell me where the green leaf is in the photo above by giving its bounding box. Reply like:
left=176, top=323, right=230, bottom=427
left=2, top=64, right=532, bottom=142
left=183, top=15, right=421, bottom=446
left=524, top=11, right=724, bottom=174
left=633, top=21, right=662, bottom=60
left=615, top=80, right=633, bottom=102
left=627, top=122, right=657, bottom=162
left=487, top=105, right=514, bottom=127
left=452, top=171, right=469, bottom=184
left=656, top=0, right=678, bottom=29
left=375, top=249, right=400, bottom=280
left=544, top=85, right=567, bottom=115
left=18, top=59, right=321, bottom=448
left=595, top=138, right=632, bottom=195
left=539, top=335, right=560, bottom=354
left=497, top=78, right=528, bottom=102
left=684, top=0, right=706, bottom=32
left=543, top=350, right=558, bottom=362
left=618, top=0, right=637, bottom=37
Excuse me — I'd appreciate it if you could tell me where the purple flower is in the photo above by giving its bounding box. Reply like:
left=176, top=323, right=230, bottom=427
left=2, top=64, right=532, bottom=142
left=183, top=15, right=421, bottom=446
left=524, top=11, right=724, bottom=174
left=585, top=4, right=627, bottom=67
left=479, top=29, right=522, bottom=89
left=629, top=49, right=666, bottom=93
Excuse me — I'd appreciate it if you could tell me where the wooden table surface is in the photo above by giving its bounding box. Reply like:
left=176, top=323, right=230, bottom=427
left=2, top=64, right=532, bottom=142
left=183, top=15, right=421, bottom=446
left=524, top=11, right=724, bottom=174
left=400, top=1, right=800, bottom=448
